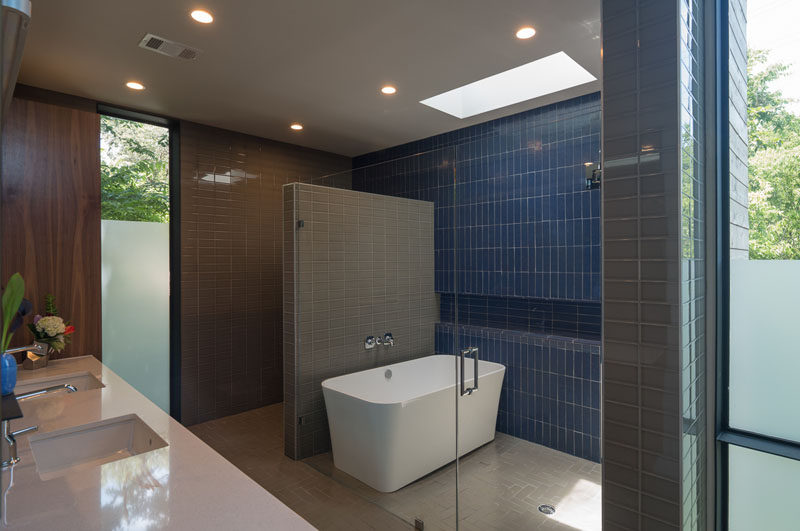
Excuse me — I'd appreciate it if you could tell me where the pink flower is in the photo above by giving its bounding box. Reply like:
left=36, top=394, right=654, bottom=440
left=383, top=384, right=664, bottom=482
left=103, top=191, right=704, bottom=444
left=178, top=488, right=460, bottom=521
left=33, top=314, right=42, bottom=324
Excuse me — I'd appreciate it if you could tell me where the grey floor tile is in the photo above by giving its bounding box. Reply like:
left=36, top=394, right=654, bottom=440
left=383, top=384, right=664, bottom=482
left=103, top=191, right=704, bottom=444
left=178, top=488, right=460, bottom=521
left=190, top=403, right=602, bottom=531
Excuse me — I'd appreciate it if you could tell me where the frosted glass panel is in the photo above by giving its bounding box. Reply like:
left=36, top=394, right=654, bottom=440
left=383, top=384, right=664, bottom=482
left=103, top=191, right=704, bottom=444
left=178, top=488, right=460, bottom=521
left=730, top=260, right=800, bottom=442
left=729, top=445, right=800, bottom=530
left=101, top=220, right=169, bottom=412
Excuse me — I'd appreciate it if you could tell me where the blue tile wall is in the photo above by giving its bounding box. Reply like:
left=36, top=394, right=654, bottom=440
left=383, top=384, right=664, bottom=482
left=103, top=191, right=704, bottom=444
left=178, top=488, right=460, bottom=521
left=440, top=294, right=601, bottom=340
left=354, top=92, right=602, bottom=462
left=354, top=92, right=602, bottom=303
left=436, top=323, right=601, bottom=462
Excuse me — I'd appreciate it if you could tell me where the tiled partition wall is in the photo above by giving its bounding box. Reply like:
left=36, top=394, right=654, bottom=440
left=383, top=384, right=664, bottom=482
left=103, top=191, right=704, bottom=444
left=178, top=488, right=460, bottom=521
left=180, top=122, right=350, bottom=426
left=353, top=93, right=603, bottom=461
left=283, top=183, right=436, bottom=459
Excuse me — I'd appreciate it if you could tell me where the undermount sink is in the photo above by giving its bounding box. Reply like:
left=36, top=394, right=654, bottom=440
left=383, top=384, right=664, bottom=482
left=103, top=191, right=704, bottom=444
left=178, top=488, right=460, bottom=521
left=28, top=414, right=168, bottom=480
left=15, top=371, right=104, bottom=396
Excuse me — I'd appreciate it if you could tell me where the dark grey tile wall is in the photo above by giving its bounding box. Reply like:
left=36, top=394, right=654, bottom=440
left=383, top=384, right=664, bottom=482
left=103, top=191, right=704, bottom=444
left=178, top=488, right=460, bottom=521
left=679, top=0, right=708, bottom=528
left=601, top=1, right=688, bottom=529
left=283, top=183, right=436, bottom=459
left=728, top=0, right=749, bottom=261
left=180, top=122, right=350, bottom=426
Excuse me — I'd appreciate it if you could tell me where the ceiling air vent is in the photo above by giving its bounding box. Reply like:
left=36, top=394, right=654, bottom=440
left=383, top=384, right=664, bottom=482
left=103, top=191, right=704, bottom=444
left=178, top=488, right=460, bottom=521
left=138, top=33, right=201, bottom=60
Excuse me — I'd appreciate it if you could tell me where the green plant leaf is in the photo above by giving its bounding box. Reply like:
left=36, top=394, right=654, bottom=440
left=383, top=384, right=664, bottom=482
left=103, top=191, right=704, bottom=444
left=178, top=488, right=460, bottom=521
left=45, top=294, right=59, bottom=316
left=2, top=273, right=25, bottom=353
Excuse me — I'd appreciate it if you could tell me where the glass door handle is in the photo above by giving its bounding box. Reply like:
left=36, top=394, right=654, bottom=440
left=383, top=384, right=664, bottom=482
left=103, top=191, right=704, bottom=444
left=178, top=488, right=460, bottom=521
left=460, top=347, right=479, bottom=396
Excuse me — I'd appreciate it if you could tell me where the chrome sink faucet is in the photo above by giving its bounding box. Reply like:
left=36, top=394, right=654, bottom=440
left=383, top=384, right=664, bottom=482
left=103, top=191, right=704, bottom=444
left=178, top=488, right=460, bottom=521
left=1, top=422, right=37, bottom=468
left=2, top=384, right=77, bottom=468
left=16, top=384, right=77, bottom=401
left=4, top=342, right=46, bottom=357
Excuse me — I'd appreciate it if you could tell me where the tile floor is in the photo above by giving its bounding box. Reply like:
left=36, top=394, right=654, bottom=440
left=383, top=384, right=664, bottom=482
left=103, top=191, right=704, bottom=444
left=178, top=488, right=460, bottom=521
left=189, top=403, right=601, bottom=531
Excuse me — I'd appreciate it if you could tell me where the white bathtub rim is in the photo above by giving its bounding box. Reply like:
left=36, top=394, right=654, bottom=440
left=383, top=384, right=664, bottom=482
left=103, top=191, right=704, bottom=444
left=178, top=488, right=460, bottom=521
left=321, top=354, right=505, bottom=406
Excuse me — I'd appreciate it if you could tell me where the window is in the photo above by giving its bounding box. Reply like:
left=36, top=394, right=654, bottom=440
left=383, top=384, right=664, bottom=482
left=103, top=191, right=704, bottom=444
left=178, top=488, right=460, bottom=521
left=99, top=113, right=174, bottom=414
left=718, top=1, right=800, bottom=529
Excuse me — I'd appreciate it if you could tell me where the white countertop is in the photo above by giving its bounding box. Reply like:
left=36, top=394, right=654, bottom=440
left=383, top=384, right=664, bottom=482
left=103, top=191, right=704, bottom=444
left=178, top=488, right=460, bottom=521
left=1, top=356, right=314, bottom=530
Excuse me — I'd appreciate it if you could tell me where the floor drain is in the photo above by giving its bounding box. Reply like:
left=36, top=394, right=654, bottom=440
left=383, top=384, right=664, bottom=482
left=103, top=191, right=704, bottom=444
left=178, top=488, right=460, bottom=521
left=538, top=504, right=556, bottom=515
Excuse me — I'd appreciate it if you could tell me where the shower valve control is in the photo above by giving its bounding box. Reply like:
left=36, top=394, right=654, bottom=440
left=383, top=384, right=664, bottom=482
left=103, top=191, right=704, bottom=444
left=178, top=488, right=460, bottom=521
left=365, top=333, right=394, bottom=349
left=383, top=333, right=394, bottom=347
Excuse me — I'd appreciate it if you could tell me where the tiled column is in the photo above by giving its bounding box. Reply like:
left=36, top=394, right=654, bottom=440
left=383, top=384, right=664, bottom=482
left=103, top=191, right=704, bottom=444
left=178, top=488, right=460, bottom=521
left=602, top=1, right=689, bottom=529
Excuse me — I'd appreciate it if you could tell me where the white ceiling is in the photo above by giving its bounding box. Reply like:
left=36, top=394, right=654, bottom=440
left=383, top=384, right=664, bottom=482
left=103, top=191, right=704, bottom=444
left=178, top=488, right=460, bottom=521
left=18, top=0, right=601, bottom=157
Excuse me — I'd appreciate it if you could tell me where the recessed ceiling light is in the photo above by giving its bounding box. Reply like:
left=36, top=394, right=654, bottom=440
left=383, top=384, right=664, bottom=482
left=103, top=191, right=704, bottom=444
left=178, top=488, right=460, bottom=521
left=420, top=51, right=596, bottom=119
left=516, top=26, right=536, bottom=39
left=381, top=85, right=397, bottom=95
left=126, top=81, right=145, bottom=90
left=290, top=123, right=303, bottom=131
left=190, top=9, right=214, bottom=24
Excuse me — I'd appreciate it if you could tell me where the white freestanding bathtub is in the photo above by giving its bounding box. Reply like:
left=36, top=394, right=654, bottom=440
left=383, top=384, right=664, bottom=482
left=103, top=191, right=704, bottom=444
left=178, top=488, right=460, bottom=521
left=321, top=354, right=505, bottom=492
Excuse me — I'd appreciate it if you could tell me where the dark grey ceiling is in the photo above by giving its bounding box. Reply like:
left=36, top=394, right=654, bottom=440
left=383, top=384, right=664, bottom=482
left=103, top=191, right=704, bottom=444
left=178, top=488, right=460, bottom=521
left=19, top=0, right=601, bottom=156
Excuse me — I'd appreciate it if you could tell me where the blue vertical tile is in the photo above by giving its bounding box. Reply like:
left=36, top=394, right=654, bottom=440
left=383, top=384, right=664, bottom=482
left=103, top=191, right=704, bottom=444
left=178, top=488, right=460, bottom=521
left=363, top=92, right=602, bottom=462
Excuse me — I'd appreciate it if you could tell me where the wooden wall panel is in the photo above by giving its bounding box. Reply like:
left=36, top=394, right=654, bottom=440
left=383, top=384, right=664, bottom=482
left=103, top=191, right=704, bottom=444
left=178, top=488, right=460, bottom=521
left=1, top=96, right=101, bottom=360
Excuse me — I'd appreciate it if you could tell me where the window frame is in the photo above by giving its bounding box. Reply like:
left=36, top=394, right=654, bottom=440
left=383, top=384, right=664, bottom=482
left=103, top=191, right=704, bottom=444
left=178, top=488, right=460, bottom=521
left=97, top=104, right=182, bottom=422
left=714, top=1, right=800, bottom=529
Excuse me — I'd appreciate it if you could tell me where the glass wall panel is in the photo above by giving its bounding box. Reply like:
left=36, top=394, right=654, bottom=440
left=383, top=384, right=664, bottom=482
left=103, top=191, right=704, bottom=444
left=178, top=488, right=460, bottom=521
left=728, top=445, right=800, bottom=531
left=679, top=0, right=708, bottom=528
left=101, top=220, right=170, bottom=411
left=729, top=260, right=800, bottom=442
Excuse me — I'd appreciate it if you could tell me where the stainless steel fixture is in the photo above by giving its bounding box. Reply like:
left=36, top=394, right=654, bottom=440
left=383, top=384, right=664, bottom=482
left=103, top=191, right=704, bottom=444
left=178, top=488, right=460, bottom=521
left=366, top=334, right=395, bottom=349
left=584, top=162, right=601, bottom=189
left=1, top=422, right=36, bottom=468
left=1, top=0, right=32, bottom=120
left=460, top=347, right=479, bottom=396
left=17, top=384, right=78, bottom=401
left=4, top=342, right=47, bottom=358
left=2, top=383, right=77, bottom=468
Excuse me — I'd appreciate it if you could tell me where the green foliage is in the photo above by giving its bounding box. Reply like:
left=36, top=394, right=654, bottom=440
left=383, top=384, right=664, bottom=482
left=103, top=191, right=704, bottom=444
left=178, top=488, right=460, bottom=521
left=101, top=116, right=170, bottom=223
left=1, top=273, right=25, bottom=352
left=44, top=294, right=59, bottom=316
left=747, top=50, right=800, bottom=259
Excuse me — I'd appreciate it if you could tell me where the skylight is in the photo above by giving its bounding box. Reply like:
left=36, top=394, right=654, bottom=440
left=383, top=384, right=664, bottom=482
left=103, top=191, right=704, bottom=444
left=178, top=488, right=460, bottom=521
left=419, top=51, right=596, bottom=119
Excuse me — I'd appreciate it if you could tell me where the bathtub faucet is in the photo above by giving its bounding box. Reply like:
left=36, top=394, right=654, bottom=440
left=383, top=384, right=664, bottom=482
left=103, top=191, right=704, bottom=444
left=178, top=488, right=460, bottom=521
left=365, top=333, right=395, bottom=349
left=383, top=333, right=394, bottom=347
